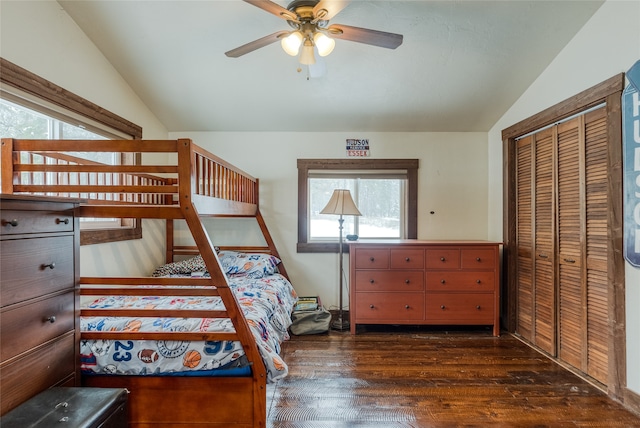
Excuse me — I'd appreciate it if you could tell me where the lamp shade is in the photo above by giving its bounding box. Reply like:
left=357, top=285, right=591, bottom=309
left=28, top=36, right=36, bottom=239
left=299, top=41, right=316, bottom=65
left=281, top=31, right=303, bottom=56
left=314, top=32, right=335, bottom=57
left=320, top=189, right=362, bottom=216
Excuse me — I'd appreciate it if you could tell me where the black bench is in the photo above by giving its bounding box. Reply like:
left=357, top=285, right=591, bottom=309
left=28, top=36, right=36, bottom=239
left=1, top=387, right=128, bottom=427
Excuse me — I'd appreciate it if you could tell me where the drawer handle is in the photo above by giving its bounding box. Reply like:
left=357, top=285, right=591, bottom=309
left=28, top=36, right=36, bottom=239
left=3, top=219, right=19, bottom=227
left=42, top=262, right=56, bottom=270
left=369, top=304, right=375, bottom=309
left=405, top=279, right=410, bottom=284
left=440, top=305, right=445, bottom=310
left=564, top=258, right=576, bottom=263
left=369, top=279, right=375, bottom=284
left=476, top=279, right=481, bottom=284
left=476, top=305, right=481, bottom=310
left=440, top=279, right=446, bottom=284
left=369, top=257, right=375, bottom=262
left=405, top=257, right=410, bottom=262
left=45, top=315, right=57, bottom=323
left=56, top=218, right=70, bottom=225
left=476, top=257, right=481, bottom=262
left=539, top=254, right=549, bottom=259
left=440, top=257, right=445, bottom=262
left=405, top=305, right=410, bottom=309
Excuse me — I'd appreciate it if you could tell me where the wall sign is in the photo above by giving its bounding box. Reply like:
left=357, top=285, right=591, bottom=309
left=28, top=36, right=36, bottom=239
left=623, top=59, right=640, bottom=268
left=346, top=139, right=370, bottom=157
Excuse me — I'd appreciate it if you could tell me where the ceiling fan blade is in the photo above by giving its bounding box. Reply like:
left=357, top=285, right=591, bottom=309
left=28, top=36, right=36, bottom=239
left=327, top=24, right=403, bottom=49
left=243, top=0, right=298, bottom=21
left=225, top=30, right=290, bottom=58
left=313, top=0, right=349, bottom=21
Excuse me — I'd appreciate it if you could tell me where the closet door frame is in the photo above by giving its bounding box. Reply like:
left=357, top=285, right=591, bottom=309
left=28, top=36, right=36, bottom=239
left=502, top=74, right=626, bottom=400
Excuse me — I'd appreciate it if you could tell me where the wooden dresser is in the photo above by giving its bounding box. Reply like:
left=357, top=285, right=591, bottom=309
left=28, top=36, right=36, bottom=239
left=0, top=195, right=82, bottom=415
left=349, top=240, right=501, bottom=336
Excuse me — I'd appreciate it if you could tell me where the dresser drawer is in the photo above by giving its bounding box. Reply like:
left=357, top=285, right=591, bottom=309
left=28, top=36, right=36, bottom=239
left=461, top=249, right=496, bottom=269
left=1, top=291, right=75, bottom=361
left=355, top=270, right=423, bottom=292
left=1, top=236, right=75, bottom=307
left=425, top=293, right=494, bottom=322
left=426, top=249, right=461, bottom=269
left=0, top=333, right=76, bottom=415
left=0, top=210, right=74, bottom=236
left=354, top=249, right=389, bottom=269
left=426, top=272, right=495, bottom=292
left=390, top=249, right=424, bottom=269
left=354, top=292, right=424, bottom=321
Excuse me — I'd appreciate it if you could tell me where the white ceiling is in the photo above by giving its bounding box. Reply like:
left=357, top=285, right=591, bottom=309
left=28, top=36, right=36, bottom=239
left=58, top=0, right=604, bottom=133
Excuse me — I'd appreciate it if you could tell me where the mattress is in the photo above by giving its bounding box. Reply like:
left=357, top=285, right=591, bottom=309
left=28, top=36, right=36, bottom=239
left=80, top=272, right=297, bottom=382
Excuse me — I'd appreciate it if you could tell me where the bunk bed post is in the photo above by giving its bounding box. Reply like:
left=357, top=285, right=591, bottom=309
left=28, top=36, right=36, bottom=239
left=256, top=209, right=290, bottom=280
left=1, top=138, right=15, bottom=194
left=253, top=178, right=291, bottom=279
left=176, top=138, right=267, bottom=427
left=165, top=219, right=174, bottom=263
left=165, top=187, right=176, bottom=263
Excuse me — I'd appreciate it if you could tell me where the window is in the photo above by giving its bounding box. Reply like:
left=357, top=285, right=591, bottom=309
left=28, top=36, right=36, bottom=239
left=298, top=159, right=418, bottom=253
left=0, top=58, right=143, bottom=245
left=0, top=96, right=134, bottom=231
left=309, top=173, right=405, bottom=240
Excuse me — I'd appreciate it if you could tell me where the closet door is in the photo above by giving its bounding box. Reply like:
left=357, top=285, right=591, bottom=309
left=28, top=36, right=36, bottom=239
left=514, top=106, right=608, bottom=385
left=533, top=128, right=556, bottom=355
left=515, top=129, right=556, bottom=355
left=516, top=136, right=534, bottom=342
left=556, top=117, right=585, bottom=370
left=584, top=108, right=609, bottom=384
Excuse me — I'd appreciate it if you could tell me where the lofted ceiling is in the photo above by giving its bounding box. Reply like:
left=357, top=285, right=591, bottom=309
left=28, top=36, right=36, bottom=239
left=58, top=0, right=604, bottom=133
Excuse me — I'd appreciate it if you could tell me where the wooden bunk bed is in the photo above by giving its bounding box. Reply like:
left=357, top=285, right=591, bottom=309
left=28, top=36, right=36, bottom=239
left=1, top=137, right=294, bottom=427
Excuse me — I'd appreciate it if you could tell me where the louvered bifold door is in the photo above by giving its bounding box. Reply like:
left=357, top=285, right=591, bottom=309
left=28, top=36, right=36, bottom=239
left=584, top=107, right=609, bottom=384
left=514, top=107, right=609, bottom=386
left=533, top=128, right=556, bottom=355
left=516, top=135, right=534, bottom=341
left=556, top=116, right=586, bottom=370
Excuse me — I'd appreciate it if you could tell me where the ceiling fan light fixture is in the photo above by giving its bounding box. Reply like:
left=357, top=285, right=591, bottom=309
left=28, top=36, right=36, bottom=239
left=299, top=40, right=316, bottom=65
left=314, top=32, right=335, bottom=57
left=281, top=31, right=303, bottom=56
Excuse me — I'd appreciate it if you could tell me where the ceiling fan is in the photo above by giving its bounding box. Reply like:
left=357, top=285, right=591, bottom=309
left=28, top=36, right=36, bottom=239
left=225, top=0, right=403, bottom=65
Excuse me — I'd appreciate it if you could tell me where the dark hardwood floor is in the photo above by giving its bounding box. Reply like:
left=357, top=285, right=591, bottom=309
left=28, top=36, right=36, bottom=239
left=267, top=326, right=640, bottom=427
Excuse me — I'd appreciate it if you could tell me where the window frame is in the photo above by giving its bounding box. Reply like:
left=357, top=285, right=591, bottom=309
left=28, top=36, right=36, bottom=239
left=0, top=57, right=143, bottom=245
left=297, top=158, right=418, bottom=253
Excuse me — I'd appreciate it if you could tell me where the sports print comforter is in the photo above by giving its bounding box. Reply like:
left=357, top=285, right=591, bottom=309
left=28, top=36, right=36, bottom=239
left=80, top=273, right=298, bottom=382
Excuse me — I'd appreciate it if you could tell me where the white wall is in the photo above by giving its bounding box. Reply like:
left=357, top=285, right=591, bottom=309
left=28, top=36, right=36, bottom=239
left=170, top=131, right=488, bottom=310
left=0, top=0, right=170, bottom=277
left=487, top=0, right=640, bottom=393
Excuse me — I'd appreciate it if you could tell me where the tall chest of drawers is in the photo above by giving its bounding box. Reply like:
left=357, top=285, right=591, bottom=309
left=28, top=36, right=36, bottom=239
left=349, top=240, right=501, bottom=336
left=1, top=195, right=82, bottom=415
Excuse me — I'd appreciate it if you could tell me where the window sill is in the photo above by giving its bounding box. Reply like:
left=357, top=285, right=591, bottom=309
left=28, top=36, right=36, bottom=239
left=81, top=226, right=142, bottom=246
left=297, top=242, right=351, bottom=253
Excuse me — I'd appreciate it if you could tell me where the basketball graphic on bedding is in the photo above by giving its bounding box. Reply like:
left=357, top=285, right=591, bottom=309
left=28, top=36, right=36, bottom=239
left=183, top=350, right=202, bottom=368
